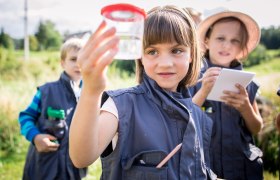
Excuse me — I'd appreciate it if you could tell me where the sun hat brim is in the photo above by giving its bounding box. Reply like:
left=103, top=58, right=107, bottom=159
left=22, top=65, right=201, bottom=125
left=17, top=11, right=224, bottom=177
left=198, top=10, right=260, bottom=60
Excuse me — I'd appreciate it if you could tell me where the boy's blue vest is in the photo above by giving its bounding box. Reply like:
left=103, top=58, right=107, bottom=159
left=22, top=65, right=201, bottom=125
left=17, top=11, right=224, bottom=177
left=100, top=73, right=216, bottom=180
left=189, top=59, right=263, bottom=180
left=23, top=72, right=87, bottom=180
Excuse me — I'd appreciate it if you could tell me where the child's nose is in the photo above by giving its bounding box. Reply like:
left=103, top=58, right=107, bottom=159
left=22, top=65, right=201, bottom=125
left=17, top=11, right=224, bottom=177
left=158, top=54, right=173, bottom=67
left=222, top=41, right=231, bottom=49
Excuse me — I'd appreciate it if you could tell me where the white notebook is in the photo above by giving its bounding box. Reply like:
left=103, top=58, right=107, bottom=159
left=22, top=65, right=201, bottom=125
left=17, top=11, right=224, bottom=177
left=207, top=68, right=255, bottom=102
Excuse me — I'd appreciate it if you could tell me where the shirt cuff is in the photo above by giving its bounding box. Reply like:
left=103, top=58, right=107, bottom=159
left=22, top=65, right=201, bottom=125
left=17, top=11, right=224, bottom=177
left=26, top=128, right=40, bottom=144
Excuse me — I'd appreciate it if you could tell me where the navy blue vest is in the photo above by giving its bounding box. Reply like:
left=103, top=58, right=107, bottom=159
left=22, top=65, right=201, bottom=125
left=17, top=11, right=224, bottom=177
left=100, top=73, right=216, bottom=180
left=23, top=72, right=87, bottom=180
left=189, top=59, right=263, bottom=180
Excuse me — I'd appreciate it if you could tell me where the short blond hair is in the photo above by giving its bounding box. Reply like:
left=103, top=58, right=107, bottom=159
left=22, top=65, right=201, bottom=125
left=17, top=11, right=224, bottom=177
left=60, top=38, right=84, bottom=61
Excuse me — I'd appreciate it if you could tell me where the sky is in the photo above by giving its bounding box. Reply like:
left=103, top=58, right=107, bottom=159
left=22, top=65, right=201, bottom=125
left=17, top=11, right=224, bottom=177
left=0, top=0, right=279, bottom=39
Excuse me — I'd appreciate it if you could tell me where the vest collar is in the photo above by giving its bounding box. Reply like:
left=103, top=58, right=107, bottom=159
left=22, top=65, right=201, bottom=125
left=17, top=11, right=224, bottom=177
left=140, top=72, right=193, bottom=115
left=60, top=72, right=74, bottom=93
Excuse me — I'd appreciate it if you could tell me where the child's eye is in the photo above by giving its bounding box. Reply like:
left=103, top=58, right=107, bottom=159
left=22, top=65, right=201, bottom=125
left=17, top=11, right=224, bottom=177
left=146, top=49, right=157, bottom=55
left=231, top=39, right=241, bottom=45
left=171, top=48, right=183, bottom=54
left=71, top=57, right=77, bottom=62
left=217, top=37, right=225, bottom=41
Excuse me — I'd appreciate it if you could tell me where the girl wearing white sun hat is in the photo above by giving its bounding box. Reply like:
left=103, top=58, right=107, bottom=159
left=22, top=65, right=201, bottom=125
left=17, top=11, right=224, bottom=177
left=190, top=10, right=264, bottom=180
left=198, top=10, right=261, bottom=60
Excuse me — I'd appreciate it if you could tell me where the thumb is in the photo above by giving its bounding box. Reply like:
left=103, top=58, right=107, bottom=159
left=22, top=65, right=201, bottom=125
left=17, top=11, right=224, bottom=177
left=46, top=134, right=57, bottom=141
left=46, top=134, right=60, bottom=145
left=236, top=83, right=246, bottom=94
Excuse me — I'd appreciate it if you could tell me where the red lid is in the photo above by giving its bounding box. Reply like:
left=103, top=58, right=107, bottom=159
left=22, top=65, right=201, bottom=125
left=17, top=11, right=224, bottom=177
left=101, top=3, right=146, bottom=22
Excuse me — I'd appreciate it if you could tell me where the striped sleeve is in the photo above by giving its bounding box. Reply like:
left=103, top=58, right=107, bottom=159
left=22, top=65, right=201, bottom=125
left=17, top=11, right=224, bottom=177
left=18, top=90, right=42, bottom=142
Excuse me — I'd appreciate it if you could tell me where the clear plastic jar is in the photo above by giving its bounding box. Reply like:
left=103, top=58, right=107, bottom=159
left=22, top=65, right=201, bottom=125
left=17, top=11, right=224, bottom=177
left=101, top=3, right=146, bottom=60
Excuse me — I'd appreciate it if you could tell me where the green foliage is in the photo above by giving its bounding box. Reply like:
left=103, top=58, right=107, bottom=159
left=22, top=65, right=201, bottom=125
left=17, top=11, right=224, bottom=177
left=255, top=96, right=279, bottom=175
left=84, top=159, right=102, bottom=180
left=266, top=49, right=280, bottom=57
left=29, top=35, right=39, bottom=51
left=261, top=26, right=280, bottom=49
left=243, top=44, right=271, bottom=67
left=44, top=54, right=61, bottom=72
left=0, top=144, right=28, bottom=179
left=112, top=60, right=136, bottom=75
left=258, top=129, right=279, bottom=175
left=245, top=57, right=280, bottom=76
left=246, top=57, right=280, bottom=175
left=0, top=98, right=22, bottom=153
left=13, top=35, right=40, bottom=51
left=0, top=47, right=23, bottom=80
left=0, top=28, right=14, bottom=50
left=35, top=20, right=62, bottom=51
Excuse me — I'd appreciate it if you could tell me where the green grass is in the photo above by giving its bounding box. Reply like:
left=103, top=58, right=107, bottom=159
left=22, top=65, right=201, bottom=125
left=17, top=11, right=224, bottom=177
left=14, top=50, right=60, bottom=62
left=0, top=140, right=103, bottom=180
left=0, top=139, right=28, bottom=180
left=245, top=58, right=280, bottom=103
left=264, top=171, right=279, bottom=180
left=245, top=58, right=280, bottom=76
left=267, top=49, right=280, bottom=58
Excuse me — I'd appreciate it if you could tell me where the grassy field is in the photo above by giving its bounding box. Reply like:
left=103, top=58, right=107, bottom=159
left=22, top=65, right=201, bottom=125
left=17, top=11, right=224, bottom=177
left=0, top=50, right=279, bottom=179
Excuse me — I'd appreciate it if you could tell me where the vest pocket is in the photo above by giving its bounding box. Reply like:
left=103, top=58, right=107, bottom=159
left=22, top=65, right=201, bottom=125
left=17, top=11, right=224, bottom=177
left=243, top=144, right=263, bottom=179
left=123, top=166, right=168, bottom=180
left=123, top=150, right=168, bottom=180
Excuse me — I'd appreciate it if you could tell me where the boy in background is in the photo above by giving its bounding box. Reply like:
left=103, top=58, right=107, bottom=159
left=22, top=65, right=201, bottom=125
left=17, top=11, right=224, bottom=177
left=18, top=38, right=87, bottom=180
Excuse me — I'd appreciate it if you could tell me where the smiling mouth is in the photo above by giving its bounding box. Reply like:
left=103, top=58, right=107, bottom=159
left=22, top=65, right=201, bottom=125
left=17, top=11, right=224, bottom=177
left=158, top=72, right=175, bottom=78
left=219, top=52, right=230, bottom=56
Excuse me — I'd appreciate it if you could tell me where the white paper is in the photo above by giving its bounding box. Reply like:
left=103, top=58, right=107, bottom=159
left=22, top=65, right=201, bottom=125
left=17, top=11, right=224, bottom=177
left=207, top=68, right=255, bottom=102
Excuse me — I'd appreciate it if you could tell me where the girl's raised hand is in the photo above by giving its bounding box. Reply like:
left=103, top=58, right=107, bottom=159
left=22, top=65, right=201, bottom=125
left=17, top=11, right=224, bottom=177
left=78, top=21, right=120, bottom=94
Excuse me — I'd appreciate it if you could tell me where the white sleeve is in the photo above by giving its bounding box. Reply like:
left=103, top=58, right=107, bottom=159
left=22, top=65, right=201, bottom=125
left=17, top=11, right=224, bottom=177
left=100, top=96, right=119, bottom=150
left=100, top=96, right=119, bottom=119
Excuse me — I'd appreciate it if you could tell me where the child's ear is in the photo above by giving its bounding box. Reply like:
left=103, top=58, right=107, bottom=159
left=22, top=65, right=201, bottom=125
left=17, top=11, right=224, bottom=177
left=60, top=60, right=65, bottom=68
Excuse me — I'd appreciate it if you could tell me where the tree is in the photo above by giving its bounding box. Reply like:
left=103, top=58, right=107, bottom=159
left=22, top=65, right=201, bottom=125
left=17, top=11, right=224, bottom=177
left=29, top=35, right=38, bottom=51
left=243, top=44, right=270, bottom=67
left=261, top=26, right=280, bottom=49
left=0, top=28, right=14, bottom=49
left=35, top=20, right=62, bottom=50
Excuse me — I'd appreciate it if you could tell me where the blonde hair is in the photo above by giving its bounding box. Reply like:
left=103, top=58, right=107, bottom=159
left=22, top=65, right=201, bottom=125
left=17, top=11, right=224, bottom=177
left=136, top=5, right=201, bottom=88
left=60, top=38, right=84, bottom=61
left=183, top=7, right=202, bottom=25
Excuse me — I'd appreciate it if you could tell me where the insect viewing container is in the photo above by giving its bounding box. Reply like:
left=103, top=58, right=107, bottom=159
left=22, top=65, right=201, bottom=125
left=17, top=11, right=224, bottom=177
left=101, top=3, right=146, bottom=60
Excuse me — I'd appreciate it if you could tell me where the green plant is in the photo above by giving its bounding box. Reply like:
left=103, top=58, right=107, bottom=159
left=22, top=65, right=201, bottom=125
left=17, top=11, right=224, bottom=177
left=246, top=58, right=280, bottom=175
left=0, top=47, right=24, bottom=80
left=244, top=44, right=271, bottom=67
left=0, top=93, right=22, bottom=153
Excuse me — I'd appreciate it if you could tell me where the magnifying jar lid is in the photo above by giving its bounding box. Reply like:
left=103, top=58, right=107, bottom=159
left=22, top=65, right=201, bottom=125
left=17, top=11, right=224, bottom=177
left=101, top=3, right=146, bottom=22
